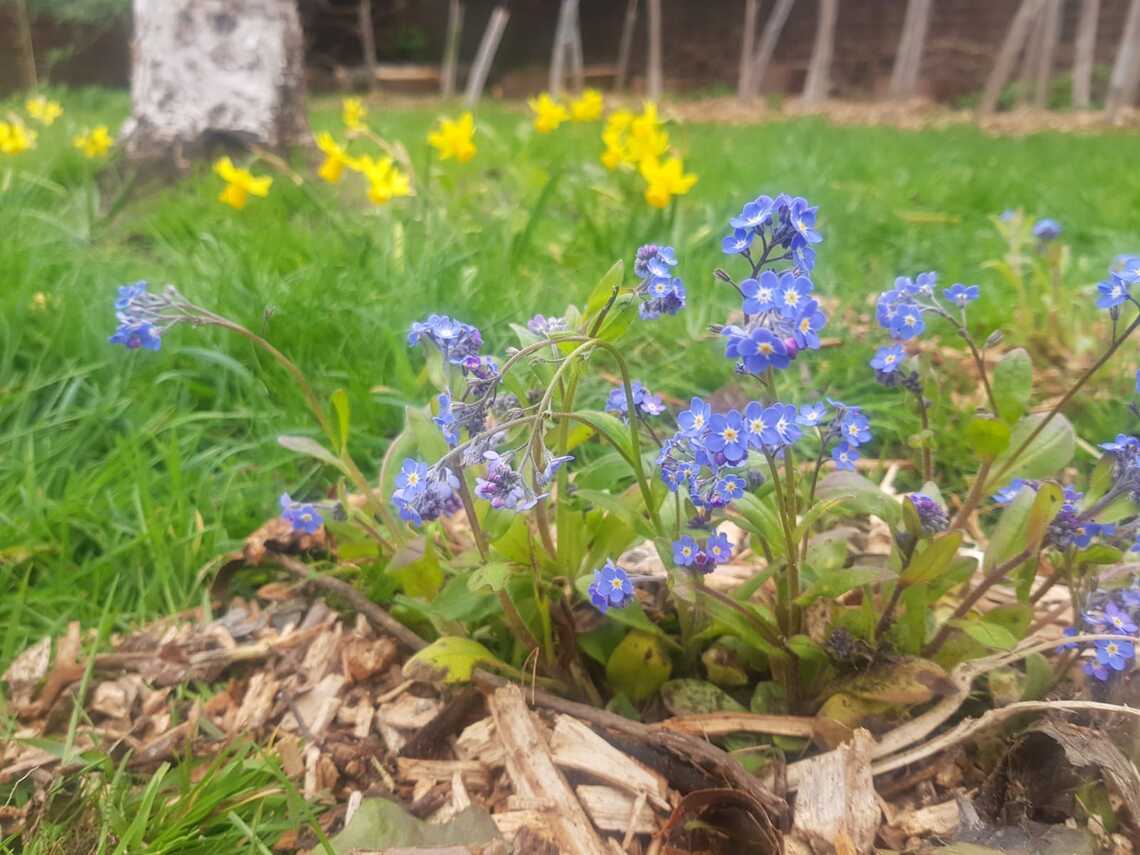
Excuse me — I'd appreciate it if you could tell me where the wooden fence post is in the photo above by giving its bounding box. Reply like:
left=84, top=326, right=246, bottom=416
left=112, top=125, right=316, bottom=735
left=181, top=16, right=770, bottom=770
left=1071, top=0, right=1099, bottom=108
left=888, top=0, right=932, bottom=99
left=979, top=0, right=1046, bottom=114
left=441, top=0, right=464, bottom=97
left=802, top=0, right=837, bottom=105
left=751, top=0, right=795, bottom=96
left=464, top=5, right=509, bottom=108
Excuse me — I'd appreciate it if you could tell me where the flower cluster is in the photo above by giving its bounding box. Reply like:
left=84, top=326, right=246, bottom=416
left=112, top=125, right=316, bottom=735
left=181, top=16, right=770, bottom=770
left=1096, top=258, right=1139, bottom=310
left=1062, top=586, right=1140, bottom=682
left=314, top=119, right=414, bottom=206
left=874, top=272, right=979, bottom=342
left=721, top=193, right=821, bottom=273
left=427, top=112, right=477, bottom=163
left=1033, top=218, right=1062, bottom=242
left=633, top=245, right=686, bottom=319
left=600, top=103, right=697, bottom=209
left=0, top=120, right=36, bottom=156
left=73, top=126, right=113, bottom=159
left=279, top=492, right=324, bottom=534
left=526, top=314, right=568, bottom=336
left=1099, top=433, right=1140, bottom=507
left=672, top=532, right=733, bottom=573
left=907, top=492, right=948, bottom=534
left=408, top=314, right=485, bottom=364
left=991, top=478, right=1126, bottom=552
left=474, top=451, right=545, bottom=512
left=605, top=381, right=665, bottom=420
left=108, top=281, right=204, bottom=351
left=214, top=157, right=273, bottom=210
left=720, top=270, right=828, bottom=375
left=587, top=561, right=634, bottom=613
left=391, top=459, right=462, bottom=527
left=25, top=96, right=63, bottom=126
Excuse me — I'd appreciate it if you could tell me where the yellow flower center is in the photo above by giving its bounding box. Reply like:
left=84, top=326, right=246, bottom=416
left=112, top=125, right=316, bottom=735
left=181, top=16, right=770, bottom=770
left=610, top=578, right=624, bottom=590
left=722, top=427, right=739, bottom=443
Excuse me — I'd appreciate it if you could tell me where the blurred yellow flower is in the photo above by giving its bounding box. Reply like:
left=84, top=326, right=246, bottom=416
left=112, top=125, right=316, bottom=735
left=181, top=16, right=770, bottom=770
left=26, top=96, right=63, bottom=125
left=343, top=97, right=367, bottom=131
left=0, top=121, right=36, bottom=155
left=357, top=155, right=412, bottom=205
left=427, top=112, right=477, bottom=162
left=315, top=132, right=357, bottom=183
left=31, top=292, right=50, bottom=311
left=570, top=89, right=604, bottom=122
left=73, top=126, right=113, bottom=158
left=639, top=156, right=697, bottom=209
left=213, top=157, right=273, bottom=209
left=528, top=93, right=569, bottom=133
left=598, top=103, right=668, bottom=170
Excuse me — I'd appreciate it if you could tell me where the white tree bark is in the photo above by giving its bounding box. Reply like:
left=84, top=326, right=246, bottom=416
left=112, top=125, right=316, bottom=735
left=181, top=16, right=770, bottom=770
left=121, top=0, right=308, bottom=166
left=888, top=0, right=933, bottom=99
left=979, top=0, right=1047, bottom=114
left=1072, top=0, right=1099, bottom=108
left=1032, top=0, right=1061, bottom=108
left=803, top=0, right=838, bottom=105
left=464, top=5, right=509, bottom=107
left=737, top=0, right=760, bottom=101
left=751, top=0, right=796, bottom=96
left=615, top=0, right=639, bottom=91
left=1106, top=0, right=1140, bottom=119
left=646, top=0, right=663, bottom=100
left=441, top=0, right=464, bottom=97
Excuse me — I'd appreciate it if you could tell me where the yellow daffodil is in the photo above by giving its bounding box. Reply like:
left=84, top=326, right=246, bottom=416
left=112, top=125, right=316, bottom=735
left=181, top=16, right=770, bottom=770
left=213, top=157, right=273, bottom=209
left=357, top=155, right=412, bottom=205
left=315, top=132, right=357, bottom=183
left=343, top=97, right=367, bottom=131
left=73, top=126, right=113, bottom=158
left=598, top=104, right=668, bottom=169
left=26, top=96, right=63, bottom=125
left=427, top=112, right=477, bottom=162
left=528, top=93, right=569, bottom=134
left=569, top=88, right=604, bottom=122
left=639, top=155, right=697, bottom=209
left=0, top=121, right=36, bottom=155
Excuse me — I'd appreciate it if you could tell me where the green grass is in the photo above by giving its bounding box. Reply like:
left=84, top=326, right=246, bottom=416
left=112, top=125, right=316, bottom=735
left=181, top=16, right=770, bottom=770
left=1, top=87, right=1138, bottom=847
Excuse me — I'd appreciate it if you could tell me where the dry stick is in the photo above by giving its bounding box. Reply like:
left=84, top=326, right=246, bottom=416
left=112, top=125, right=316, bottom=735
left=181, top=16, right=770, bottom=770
left=441, top=0, right=464, bottom=98
left=750, top=0, right=795, bottom=97
left=888, top=0, right=932, bottom=99
left=1106, top=0, right=1140, bottom=120
left=979, top=0, right=1047, bottom=115
left=464, top=5, right=509, bottom=108
left=1072, top=0, right=1100, bottom=109
left=802, top=0, right=838, bottom=105
left=259, top=551, right=789, bottom=823
left=645, top=0, right=663, bottom=101
left=948, top=458, right=992, bottom=532
left=736, top=0, right=760, bottom=101
left=1032, top=0, right=1061, bottom=108
left=614, top=0, right=639, bottom=91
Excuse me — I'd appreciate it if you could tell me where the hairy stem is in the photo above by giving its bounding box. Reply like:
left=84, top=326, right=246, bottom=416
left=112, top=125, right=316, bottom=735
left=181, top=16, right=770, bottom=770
left=925, top=547, right=1035, bottom=655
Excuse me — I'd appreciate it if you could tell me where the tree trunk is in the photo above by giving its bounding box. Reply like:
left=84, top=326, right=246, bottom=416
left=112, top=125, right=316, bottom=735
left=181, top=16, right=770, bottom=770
left=1071, top=0, right=1099, bottom=108
left=1032, top=0, right=1061, bottom=108
left=615, top=0, right=638, bottom=91
left=751, top=0, right=795, bottom=96
left=12, top=0, right=37, bottom=89
left=121, top=0, right=308, bottom=168
left=358, top=0, right=378, bottom=90
left=550, top=0, right=572, bottom=96
left=1106, top=0, right=1140, bottom=119
left=737, top=0, right=759, bottom=101
left=567, top=0, right=585, bottom=92
left=646, top=0, right=663, bottom=100
left=464, top=5, right=509, bottom=107
left=1017, top=6, right=1045, bottom=102
left=803, top=0, right=838, bottom=105
left=979, top=0, right=1046, bottom=114
left=888, top=0, right=932, bottom=99
left=441, top=0, right=464, bottom=97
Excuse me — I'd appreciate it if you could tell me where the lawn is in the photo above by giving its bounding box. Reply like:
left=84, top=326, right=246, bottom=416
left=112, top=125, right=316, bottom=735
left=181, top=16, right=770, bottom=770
left=2, top=86, right=1138, bottom=675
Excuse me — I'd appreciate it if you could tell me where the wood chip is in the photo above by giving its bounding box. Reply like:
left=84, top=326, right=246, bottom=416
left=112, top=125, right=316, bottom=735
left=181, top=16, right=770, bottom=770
left=375, top=693, right=442, bottom=730
left=787, top=729, right=879, bottom=855
left=343, top=635, right=398, bottom=682
left=396, top=758, right=491, bottom=792
left=456, top=716, right=503, bottom=766
left=575, top=785, right=657, bottom=834
left=887, top=798, right=960, bottom=839
left=233, top=672, right=280, bottom=732
left=488, top=684, right=609, bottom=855
left=550, top=715, right=670, bottom=811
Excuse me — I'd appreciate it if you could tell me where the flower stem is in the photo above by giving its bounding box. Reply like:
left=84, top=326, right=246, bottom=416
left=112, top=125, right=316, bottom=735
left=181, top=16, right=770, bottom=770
left=948, top=458, right=992, bottom=531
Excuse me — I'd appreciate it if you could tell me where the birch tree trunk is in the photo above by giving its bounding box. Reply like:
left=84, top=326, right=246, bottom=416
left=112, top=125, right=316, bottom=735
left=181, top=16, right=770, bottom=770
left=802, top=0, right=838, bottom=105
left=1071, top=0, right=1099, bottom=108
left=121, top=0, right=309, bottom=167
left=646, top=0, right=663, bottom=100
left=1106, top=0, right=1140, bottom=119
left=358, top=0, right=379, bottom=90
left=979, top=0, right=1046, bottom=114
left=441, top=0, right=464, bottom=97
left=751, top=0, right=795, bottom=96
left=12, top=0, right=37, bottom=90
left=1032, top=0, right=1061, bottom=108
left=615, top=0, right=639, bottom=91
left=737, top=0, right=760, bottom=101
left=888, top=0, right=932, bottom=99
left=464, top=5, right=509, bottom=107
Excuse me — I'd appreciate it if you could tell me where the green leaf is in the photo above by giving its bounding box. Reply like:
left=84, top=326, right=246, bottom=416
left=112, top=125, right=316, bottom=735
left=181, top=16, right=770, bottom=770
left=950, top=618, right=1018, bottom=650
left=584, top=259, right=625, bottom=318
left=992, top=347, right=1032, bottom=423
left=402, top=637, right=508, bottom=684
left=596, top=294, right=639, bottom=343
left=731, top=492, right=786, bottom=559
left=1074, top=544, right=1124, bottom=566
left=660, top=679, right=746, bottom=715
left=572, top=574, right=679, bottom=647
left=900, top=530, right=963, bottom=585
left=983, top=484, right=1036, bottom=572
left=964, top=416, right=1011, bottom=461
left=795, top=565, right=897, bottom=606
left=573, top=410, right=636, bottom=462
left=986, top=413, right=1075, bottom=491
left=793, top=496, right=852, bottom=544
left=577, top=622, right=626, bottom=666
left=331, top=800, right=499, bottom=852
left=406, top=405, right=449, bottom=462
left=277, top=434, right=350, bottom=476
left=1025, top=482, right=1064, bottom=552
left=1021, top=653, right=1054, bottom=700
left=838, top=656, right=954, bottom=704
left=605, top=631, right=672, bottom=703
left=388, top=538, right=443, bottom=599
left=699, top=591, right=782, bottom=657
left=816, top=470, right=901, bottom=526
left=330, top=388, right=351, bottom=454
left=467, top=562, right=512, bottom=593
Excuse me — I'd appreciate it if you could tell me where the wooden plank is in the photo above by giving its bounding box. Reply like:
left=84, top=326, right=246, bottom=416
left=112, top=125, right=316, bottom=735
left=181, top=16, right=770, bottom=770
left=1072, top=0, right=1100, bottom=108
left=888, top=0, right=932, bottom=99
left=464, top=5, right=509, bottom=108
left=1106, top=0, right=1140, bottom=119
left=737, top=0, right=760, bottom=101
left=979, top=0, right=1047, bottom=115
left=441, top=0, right=464, bottom=97
left=489, top=685, right=609, bottom=855
left=802, top=0, right=838, bottom=105
left=751, top=0, right=796, bottom=96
